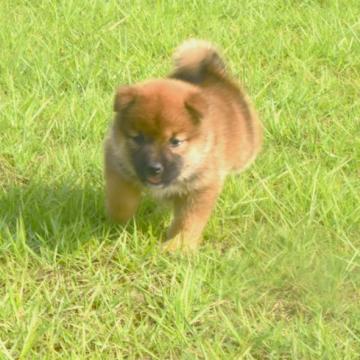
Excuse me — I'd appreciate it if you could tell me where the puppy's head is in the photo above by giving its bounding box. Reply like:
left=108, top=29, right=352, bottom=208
left=112, top=79, right=208, bottom=188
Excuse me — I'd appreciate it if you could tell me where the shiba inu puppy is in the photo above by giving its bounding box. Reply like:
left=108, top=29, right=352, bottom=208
left=104, top=39, right=262, bottom=251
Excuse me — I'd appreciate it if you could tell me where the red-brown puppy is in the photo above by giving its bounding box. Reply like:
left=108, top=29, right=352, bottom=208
left=104, top=40, right=262, bottom=251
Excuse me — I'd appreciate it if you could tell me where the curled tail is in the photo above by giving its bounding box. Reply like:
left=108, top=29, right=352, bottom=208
left=170, top=39, right=227, bottom=84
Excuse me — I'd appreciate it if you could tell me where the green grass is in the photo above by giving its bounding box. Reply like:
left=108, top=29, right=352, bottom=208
left=1, top=0, right=359, bottom=358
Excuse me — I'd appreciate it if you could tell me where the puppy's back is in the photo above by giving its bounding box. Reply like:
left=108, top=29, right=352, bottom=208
left=170, top=39, right=262, bottom=172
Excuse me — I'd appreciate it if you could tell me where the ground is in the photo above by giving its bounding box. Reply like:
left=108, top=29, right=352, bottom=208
left=0, top=0, right=359, bottom=358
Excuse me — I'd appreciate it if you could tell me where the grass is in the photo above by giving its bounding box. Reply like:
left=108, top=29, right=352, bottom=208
left=1, top=0, right=359, bottom=358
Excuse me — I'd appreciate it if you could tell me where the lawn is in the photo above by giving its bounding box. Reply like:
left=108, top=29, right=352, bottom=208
left=0, top=0, right=359, bottom=358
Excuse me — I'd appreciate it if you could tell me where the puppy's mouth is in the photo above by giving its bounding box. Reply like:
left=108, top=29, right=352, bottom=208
left=145, top=175, right=164, bottom=187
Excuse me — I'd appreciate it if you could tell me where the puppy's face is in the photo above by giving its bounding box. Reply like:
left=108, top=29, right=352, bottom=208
left=113, top=80, right=208, bottom=188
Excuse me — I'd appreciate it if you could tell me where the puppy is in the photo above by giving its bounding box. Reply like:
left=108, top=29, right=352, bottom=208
left=104, top=39, right=262, bottom=251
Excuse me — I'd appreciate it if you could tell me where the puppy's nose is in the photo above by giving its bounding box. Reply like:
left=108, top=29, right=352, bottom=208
left=148, top=162, right=163, bottom=175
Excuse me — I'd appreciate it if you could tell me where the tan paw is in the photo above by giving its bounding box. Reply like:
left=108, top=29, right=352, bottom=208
left=161, top=235, right=200, bottom=253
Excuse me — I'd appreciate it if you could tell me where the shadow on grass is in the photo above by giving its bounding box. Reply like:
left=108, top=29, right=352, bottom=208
left=0, top=180, right=166, bottom=253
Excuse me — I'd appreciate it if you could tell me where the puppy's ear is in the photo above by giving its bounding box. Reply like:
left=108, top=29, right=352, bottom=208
left=114, top=86, right=137, bottom=113
left=184, top=91, right=208, bottom=124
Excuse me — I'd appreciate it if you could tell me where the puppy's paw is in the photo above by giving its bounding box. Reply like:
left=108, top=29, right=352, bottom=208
left=106, top=208, right=134, bottom=224
left=161, top=235, right=199, bottom=254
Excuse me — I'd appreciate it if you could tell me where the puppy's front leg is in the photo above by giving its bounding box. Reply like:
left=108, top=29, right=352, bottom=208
left=162, top=185, right=221, bottom=252
left=105, top=166, right=141, bottom=223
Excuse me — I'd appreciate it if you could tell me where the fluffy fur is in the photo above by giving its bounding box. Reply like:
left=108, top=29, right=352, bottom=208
left=104, top=39, right=262, bottom=251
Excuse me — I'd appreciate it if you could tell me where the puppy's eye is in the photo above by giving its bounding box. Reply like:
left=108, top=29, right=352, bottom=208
left=131, top=134, right=145, bottom=145
left=169, top=138, right=184, bottom=147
